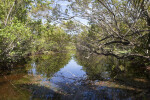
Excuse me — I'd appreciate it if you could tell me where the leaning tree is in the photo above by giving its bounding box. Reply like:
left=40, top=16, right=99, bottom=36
left=53, top=0, right=150, bottom=59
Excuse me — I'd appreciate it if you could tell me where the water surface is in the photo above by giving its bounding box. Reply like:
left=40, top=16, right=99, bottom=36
left=0, top=51, right=150, bottom=100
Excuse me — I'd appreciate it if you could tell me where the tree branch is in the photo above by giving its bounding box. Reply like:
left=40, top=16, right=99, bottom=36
left=4, top=1, right=15, bottom=26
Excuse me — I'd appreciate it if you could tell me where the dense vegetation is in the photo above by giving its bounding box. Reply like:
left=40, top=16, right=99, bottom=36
left=0, top=1, right=150, bottom=99
left=70, top=0, right=150, bottom=60
left=0, top=0, right=150, bottom=68
left=0, top=0, right=71, bottom=66
left=44, top=0, right=150, bottom=59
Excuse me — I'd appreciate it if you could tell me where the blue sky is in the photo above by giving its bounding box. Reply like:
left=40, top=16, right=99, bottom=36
left=53, top=0, right=89, bottom=25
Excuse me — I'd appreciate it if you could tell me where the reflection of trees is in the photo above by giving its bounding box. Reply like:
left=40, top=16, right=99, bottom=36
left=75, top=50, right=117, bottom=80
left=29, top=52, right=71, bottom=78
left=75, top=50, right=150, bottom=80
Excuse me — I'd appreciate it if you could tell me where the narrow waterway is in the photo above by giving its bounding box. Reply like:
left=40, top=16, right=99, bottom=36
left=0, top=51, right=150, bottom=100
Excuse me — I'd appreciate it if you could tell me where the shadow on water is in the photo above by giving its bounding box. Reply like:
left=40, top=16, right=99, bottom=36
left=0, top=50, right=150, bottom=100
left=74, top=50, right=150, bottom=99
left=16, top=82, right=139, bottom=100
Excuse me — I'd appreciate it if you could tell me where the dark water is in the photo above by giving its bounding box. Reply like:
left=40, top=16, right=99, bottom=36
left=0, top=51, right=150, bottom=100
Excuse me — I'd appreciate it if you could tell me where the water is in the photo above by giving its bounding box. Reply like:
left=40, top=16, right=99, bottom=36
left=0, top=51, right=150, bottom=100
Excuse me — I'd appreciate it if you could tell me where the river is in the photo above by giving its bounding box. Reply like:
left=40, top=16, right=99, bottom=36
left=0, top=50, right=150, bottom=100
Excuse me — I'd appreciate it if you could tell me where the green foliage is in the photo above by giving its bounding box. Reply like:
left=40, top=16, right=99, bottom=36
left=0, top=0, right=32, bottom=26
left=0, top=22, right=32, bottom=62
left=0, top=0, right=71, bottom=67
left=0, top=19, right=71, bottom=64
left=29, top=22, right=71, bottom=53
left=73, top=0, right=150, bottom=59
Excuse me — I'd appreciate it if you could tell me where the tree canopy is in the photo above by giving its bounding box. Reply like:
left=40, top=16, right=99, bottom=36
left=0, top=0, right=71, bottom=66
left=0, top=0, right=150, bottom=68
left=56, top=0, right=150, bottom=59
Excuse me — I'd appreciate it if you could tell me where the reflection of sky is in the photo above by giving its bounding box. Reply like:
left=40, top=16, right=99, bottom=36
left=27, top=54, right=140, bottom=99
left=50, top=57, right=87, bottom=83
left=29, top=56, right=87, bottom=84
left=28, top=62, right=37, bottom=76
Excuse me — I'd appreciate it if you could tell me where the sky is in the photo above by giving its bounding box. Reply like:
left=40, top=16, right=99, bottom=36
left=30, top=0, right=90, bottom=34
left=53, top=0, right=89, bottom=25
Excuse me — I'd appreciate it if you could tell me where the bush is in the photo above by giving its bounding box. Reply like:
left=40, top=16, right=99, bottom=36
left=0, top=22, right=32, bottom=62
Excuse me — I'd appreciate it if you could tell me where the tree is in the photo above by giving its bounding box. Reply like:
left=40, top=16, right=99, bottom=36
left=58, top=0, right=150, bottom=59
left=0, top=21, right=32, bottom=63
left=0, top=0, right=71, bottom=66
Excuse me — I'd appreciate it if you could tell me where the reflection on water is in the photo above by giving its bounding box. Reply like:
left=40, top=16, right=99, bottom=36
left=49, top=57, right=87, bottom=84
left=0, top=50, right=150, bottom=100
